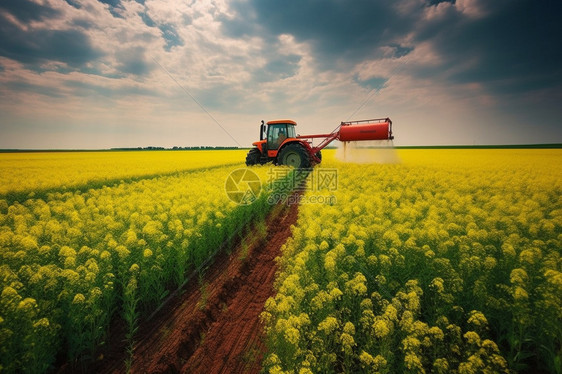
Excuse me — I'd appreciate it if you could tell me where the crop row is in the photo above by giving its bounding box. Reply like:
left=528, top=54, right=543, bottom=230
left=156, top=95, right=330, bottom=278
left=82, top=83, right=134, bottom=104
left=0, top=150, right=247, bottom=195
left=262, top=150, right=562, bottom=373
left=0, top=162, right=290, bottom=373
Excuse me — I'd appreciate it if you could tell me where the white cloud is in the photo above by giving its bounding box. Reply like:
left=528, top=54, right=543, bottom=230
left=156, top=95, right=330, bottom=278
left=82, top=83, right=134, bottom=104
left=0, top=0, right=560, bottom=148
left=455, top=0, right=489, bottom=19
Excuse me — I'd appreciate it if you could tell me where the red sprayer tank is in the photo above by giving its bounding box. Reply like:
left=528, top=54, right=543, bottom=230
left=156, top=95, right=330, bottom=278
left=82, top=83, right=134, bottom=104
left=337, top=118, right=393, bottom=141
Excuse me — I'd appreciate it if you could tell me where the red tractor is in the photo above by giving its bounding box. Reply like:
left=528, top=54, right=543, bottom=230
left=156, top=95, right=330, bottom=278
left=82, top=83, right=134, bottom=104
left=245, top=118, right=393, bottom=168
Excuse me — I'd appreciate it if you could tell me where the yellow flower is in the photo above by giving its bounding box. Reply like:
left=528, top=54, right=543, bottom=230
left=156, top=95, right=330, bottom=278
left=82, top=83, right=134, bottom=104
left=383, top=304, right=398, bottom=322
left=58, top=245, right=76, bottom=258
left=340, top=332, right=355, bottom=353
left=318, top=316, right=339, bottom=335
left=310, top=291, right=330, bottom=311
left=404, top=351, right=424, bottom=372
left=360, top=298, right=373, bottom=310
left=329, top=287, right=343, bottom=300
left=33, top=317, right=51, bottom=330
left=359, top=351, right=374, bottom=366
left=481, top=339, right=500, bottom=354
left=72, top=293, right=86, bottom=304
left=545, top=269, right=562, bottom=287
left=373, top=318, right=391, bottom=338
left=268, top=365, right=286, bottom=374
left=513, top=286, right=528, bottom=301
left=64, top=256, right=76, bottom=268
left=428, top=326, right=445, bottom=341
left=115, top=245, right=130, bottom=259
left=343, top=321, right=355, bottom=335
left=430, top=277, right=445, bottom=293
left=284, top=327, right=300, bottom=345
left=510, top=268, right=528, bottom=285
left=402, top=336, right=421, bottom=352
left=345, top=272, right=367, bottom=296
left=16, top=298, right=37, bottom=316
left=519, top=248, right=540, bottom=265
left=433, top=358, right=449, bottom=374
left=464, top=331, right=481, bottom=346
left=264, top=353, right=281, bottom=366
left=467, top=310, right=488, bottom=328
left=501, top=243, right=516, bottom=258
left=276, top=296, right=294, bottom=314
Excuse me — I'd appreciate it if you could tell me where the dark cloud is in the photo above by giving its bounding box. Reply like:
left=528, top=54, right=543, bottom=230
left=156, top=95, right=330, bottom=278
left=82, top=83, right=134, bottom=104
left=140, top=11, right=156, bottom=27
left=0, top=22, right=104, bottom=68
left=226, top=0, right=562, bottom=99
left=254, top=55, right=301, bottom=82
left=138, top=11, right=183, bottom=51
left=0, top=0, right=61, bottom=23
left=387, top=43, right=414, bottom=58
left=223, top=0, right=417, bottom=68
left=159, top=24, right=183, bottom=51
left=218, top=2, right=259, bottom=38
left=0, top=1, right=104, bottom=69
left=355, top=76, right=387, bottom=91
left=63, top=79, right=156, bottom=98
left=64, top=0, right=81, bottom=9
left=2, top=80, right=64, bottom=98
left=97, top=0, right=122, bottom=6
left=427, top=0, right=454, bottom=5
left=116, top=47, right=153, bottom=76
left=424, top=1, right=562, bottom=95
left=96, top=0, right=124, bottom=18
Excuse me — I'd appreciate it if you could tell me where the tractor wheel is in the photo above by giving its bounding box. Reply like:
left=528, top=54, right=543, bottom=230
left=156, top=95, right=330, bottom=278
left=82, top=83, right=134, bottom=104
left=278, top=143, right=311, bottom=168
left=245, top=148, right=261, bottom=166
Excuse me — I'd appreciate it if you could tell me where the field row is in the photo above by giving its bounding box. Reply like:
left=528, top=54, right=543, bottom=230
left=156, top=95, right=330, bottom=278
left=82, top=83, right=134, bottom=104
left=262, top=150, right=562, bottom=373
left=0, top=159, right=290, bottom=372
left=0, top=150, right=247, bottom=195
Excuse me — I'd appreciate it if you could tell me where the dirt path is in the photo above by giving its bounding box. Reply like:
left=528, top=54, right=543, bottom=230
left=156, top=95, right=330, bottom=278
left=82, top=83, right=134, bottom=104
left=97, top=200, right=299, bottom=374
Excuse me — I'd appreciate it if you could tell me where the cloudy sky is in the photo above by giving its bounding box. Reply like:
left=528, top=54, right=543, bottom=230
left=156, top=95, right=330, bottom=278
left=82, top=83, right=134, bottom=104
left=0, top=0, right=561, bottom=148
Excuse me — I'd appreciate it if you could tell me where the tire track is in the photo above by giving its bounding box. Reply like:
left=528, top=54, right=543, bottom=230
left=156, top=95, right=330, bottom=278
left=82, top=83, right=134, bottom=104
left=96, top=196, right=300, bottom=374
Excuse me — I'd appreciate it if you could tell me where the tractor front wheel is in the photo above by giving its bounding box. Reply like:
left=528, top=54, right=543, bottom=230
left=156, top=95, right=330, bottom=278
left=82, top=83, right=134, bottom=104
left=278, top=143, right=311, bottom=168
left=245, top=148, right=261, bottom=166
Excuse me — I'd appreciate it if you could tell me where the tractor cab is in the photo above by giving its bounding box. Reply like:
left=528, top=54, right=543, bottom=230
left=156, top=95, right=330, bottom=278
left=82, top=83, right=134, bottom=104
left=264, top=120, right=297, bottom=151
left=252, top=120, right=297, bottom=155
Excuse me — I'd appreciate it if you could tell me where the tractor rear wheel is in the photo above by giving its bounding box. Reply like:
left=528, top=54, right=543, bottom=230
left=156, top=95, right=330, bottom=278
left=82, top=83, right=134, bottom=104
left=245, top=148, right=261, bottom=166
left=278, top=143, right=311, bottom=168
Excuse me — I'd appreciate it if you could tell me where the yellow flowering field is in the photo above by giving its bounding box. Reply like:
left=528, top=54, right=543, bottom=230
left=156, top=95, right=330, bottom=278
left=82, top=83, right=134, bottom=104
left=0, top=150, right=246, bottom=196
left=0, top=151, right=291, bottom=372
left=262, top=149, right=562, bottom=373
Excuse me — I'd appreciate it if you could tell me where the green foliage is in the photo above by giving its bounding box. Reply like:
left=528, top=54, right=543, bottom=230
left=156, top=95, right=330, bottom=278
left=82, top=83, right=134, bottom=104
left=0, top=163, right=294, bottom=372
left=263, top=151, right=562, bottom=374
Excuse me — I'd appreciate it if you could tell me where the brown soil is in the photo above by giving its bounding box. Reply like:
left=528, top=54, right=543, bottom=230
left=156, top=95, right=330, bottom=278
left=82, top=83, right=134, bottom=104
left=95, top=200, right=299, bottom=374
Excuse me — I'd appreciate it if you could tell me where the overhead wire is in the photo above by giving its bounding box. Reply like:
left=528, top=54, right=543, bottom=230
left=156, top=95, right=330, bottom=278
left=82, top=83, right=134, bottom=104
left=152, top=57, right=242, bottom=147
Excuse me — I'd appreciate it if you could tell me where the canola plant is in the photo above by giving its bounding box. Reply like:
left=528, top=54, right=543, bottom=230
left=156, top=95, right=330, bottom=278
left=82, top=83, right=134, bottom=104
left=262, top=149, right=562, bottom=374
left=0, top=151, right=286, bottom=372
